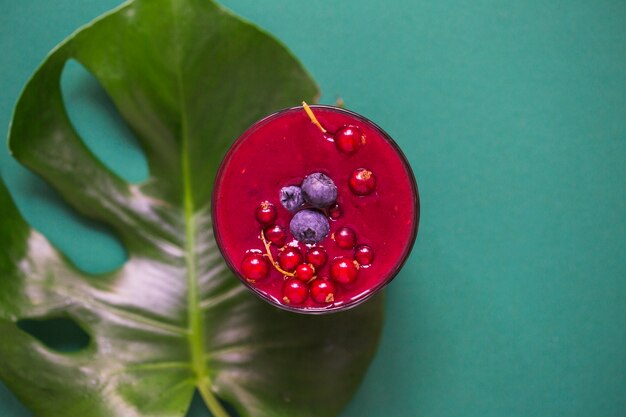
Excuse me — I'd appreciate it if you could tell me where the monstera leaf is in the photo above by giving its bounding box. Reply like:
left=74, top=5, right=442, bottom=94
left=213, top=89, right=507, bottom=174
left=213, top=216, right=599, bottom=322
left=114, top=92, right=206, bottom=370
left=0, top=1, right=384, bottom=416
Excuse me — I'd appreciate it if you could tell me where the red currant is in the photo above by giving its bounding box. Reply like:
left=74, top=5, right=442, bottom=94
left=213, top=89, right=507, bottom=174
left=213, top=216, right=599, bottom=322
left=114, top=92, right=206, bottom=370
left=310, top=278, right=337, bottom=304
left=334, top=125, right=365, bottom=154
left=306, top=246, right=328, bottom=268
left=349, top=168, right=376, bottom=196
left=282, top=278, right=308, bottom=304
left=355, top=244, right=375, bottom=266
left=264, top=224, right=286, bottom=247
left=328, top=203, right=342, bottom=220
left=334, top=226, right=356, bottom=249
left=241, top=253, right=269, bottom=282
left=295, top=263, right=316, bottom=281
left=278, top=247, right=303, bottom=272
left=329, top=256, right=359, bottom=284
left=255, top=201, right=277, bottom=224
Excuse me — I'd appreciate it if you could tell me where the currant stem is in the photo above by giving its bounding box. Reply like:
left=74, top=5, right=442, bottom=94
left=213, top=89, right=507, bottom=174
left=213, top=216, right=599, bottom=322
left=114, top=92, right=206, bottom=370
left=260, top=230, right=295, bottom=277
left=302, top=101, right=327, bottom=133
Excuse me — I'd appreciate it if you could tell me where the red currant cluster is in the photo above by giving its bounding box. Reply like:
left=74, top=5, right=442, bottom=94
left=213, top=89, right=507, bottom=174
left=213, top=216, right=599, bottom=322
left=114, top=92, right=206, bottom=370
left=330, top=226, right=375, bottom=285
left=240, top=197, right=376, bottom=307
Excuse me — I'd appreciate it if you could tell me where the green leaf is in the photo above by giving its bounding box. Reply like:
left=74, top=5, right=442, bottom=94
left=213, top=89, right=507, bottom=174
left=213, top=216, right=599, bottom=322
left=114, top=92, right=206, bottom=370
left=0, top=1, right=384, bottom=416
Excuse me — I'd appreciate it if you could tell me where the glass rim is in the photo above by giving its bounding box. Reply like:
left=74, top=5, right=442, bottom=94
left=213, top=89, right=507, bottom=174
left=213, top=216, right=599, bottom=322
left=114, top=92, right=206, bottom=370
left=212, top=104, right=420, bottom=314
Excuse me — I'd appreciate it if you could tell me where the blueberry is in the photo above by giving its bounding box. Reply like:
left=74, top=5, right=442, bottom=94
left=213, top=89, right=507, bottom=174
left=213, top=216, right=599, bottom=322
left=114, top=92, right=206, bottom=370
left=290, top=209, right=330, bottom=244
left=301, top=172, right=337, bottom=208
left=280, top=186, right=304, bottom=212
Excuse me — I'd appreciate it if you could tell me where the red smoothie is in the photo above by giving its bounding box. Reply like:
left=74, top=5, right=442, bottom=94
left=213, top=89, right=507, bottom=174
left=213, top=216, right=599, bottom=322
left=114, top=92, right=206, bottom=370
left=212, top=105, right=419, bottom=313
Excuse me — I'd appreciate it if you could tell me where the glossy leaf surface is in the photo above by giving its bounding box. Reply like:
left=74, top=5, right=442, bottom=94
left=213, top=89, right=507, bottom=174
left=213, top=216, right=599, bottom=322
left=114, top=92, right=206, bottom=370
left=0, top=1, right=384, bottom=416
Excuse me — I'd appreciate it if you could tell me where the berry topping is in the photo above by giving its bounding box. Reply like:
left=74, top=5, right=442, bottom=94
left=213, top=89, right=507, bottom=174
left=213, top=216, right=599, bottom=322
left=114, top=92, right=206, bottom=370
left=290, top=209, right=330, bottom=244
left=255, top=201, right=277, bottom=224
left=278, top=247, right=303, bottom=272
left=301, top=172, right=337, bottom=208
left=354, top=245, right=375, bottom=266
left=280, top=186, right=304, bottom=212
left=282, top=278, right=309, bottom=304
left=295, top=263, right=316, bottom=281
left=241, top=253, right=269, bottom=281
left=329, top=256, right=359, bottom=284
left=335, top=125, right=365, bottom=154
left=334, top=226, right=356, bottom=249
left=349, top=168, right=376, bottom=196
left=306, top=246, right=328, bottom=268
left=264, top=224, right=287, bottom=247
left=310, top=278, right=337, bottom=304
left=328, top=203, right=342, bottom=220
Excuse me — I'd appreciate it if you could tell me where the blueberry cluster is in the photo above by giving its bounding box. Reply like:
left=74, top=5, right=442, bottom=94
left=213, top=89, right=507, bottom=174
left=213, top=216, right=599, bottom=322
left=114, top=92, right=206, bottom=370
left=280, top=172, right=337, bottom=244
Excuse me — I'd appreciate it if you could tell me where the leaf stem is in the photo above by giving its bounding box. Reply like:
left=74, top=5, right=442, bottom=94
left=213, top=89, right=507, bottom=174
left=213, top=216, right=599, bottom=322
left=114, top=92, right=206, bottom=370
left=198, top=378, right=230, bottom=417
left=179, top=77, right=206, bottom=382
left=172, top=7, right=214, bottom=411
left=302, top=101, right=327, bottom=133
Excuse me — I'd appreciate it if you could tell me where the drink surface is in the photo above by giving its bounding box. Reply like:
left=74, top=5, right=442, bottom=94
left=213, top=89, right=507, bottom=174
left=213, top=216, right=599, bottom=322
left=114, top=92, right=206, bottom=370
left=213, top=105, right=419, bottom=313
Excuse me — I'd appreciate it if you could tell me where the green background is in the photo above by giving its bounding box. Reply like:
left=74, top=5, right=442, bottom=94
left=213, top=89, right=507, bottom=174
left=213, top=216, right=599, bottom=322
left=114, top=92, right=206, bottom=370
left=1, top=0, right=625, bottom=416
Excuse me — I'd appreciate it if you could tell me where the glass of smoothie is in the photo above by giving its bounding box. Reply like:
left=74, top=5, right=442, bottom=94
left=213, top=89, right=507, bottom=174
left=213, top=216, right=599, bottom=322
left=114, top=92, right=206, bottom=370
left=212, top=104, right=419, bottom=313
